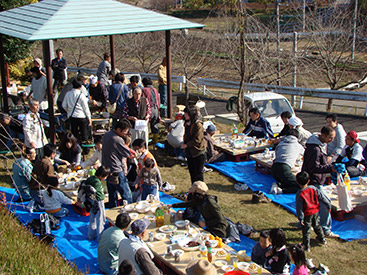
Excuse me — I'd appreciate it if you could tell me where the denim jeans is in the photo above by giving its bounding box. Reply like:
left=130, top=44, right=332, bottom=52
left=158, top=84, right=167, bottom=117
left=107, top=171, right=133, bottom=207
left=29, top=189, right=44, bottom=212
left=50, top=207, right=69, bottom=218
left=141, top=184, right=158, bottom=201
left=314, top=185, right=332, bottom=235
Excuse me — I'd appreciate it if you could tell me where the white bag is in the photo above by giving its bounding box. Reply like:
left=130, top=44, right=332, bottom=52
left=337, top=174, right=353, bottom=212
left=135, top=119, right=148, bottom=131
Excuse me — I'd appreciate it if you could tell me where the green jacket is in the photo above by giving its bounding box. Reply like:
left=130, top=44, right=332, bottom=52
left=172, top=195, right=229, bottom=238
left=85, top=176, right=104, bottom=201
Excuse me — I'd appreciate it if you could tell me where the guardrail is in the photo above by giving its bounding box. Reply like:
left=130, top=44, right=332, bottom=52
left=197, top=77, right=367, bottom=115
left=67, top=67, right=186, bottom=92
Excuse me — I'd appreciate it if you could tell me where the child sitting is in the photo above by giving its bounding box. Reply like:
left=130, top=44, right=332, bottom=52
left=81, top=136, right=102, bottom=169
left=251, top=230, right=272, bottom=266
left=132, top=138, right=157, bottom=173
left=55, top=133, right=82, bottom=167
left=265, top=228, right=291, bottom=275
left=296, top=171, right=327, bottom=252
left=85, top=165, right=111, bottom=241
left=41, top=177, right=73, bottom=218
left=290, top=244, right=309, bottom=275
left=135, top=158, right=162, bottom=201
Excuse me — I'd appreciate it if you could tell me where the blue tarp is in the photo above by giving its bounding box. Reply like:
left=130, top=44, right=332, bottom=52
left=0, top=187, right=263, bottom=274
left=207, top=161, right=367, bottom=241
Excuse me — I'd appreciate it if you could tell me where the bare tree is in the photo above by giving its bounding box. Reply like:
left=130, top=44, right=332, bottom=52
left=56, top=38, right=94, bottom=68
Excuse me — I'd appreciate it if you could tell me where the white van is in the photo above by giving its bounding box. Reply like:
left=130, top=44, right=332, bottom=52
left=227, top=92, right=295, bottom=134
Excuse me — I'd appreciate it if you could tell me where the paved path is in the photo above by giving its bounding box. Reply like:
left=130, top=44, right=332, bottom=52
left=172, top=93, right=367, bottom=133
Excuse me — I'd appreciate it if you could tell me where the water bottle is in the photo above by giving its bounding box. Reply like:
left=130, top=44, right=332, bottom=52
left=232, top=124, right=238, bottom=139
left=343, top=172, right=351, bottom=191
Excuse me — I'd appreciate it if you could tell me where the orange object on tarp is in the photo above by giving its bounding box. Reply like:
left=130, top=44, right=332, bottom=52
left=225, top=271, right=250, bottom=275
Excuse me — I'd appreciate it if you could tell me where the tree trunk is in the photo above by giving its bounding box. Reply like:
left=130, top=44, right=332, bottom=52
left=185, top=83, right=189, bottom=106
left=327, top=98, right=333, bottom=112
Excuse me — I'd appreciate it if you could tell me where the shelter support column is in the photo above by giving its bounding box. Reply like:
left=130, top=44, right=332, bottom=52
left=165, top=30, right=172, bottom=118
left=109, top=35, right=115, bottom=70
left=0, top=34, right=8, bottom=113
left=42, top=40, right=56, bottom=144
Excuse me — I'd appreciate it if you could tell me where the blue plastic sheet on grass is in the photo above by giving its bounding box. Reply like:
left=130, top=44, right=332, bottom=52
left=207, top=161, right=367, bottom=241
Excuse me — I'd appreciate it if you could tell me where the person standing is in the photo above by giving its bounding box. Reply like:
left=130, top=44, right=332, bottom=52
left=301, top=126, right=339, bottom=238
left=62, top=78, right=91, bottom=144
left=23, top=100, right=48, bottom=159
left=28, top=67, right=48, bottom=110
left=325, top=113, right=346, bottom=161
left=89, top=75, right=109, bottom=112
left=181, top=105, right=206, bottom=184
left=51, top=48, right=67, bottom=93
left=102, top=119, right=136, bottom=207
left=109, top=73, right=129, bottom=128
left=142, top=77, right=160, bottom=144
left=157, top=57, right=167, bottom=117
left=97, top=52, right=111, bottom=86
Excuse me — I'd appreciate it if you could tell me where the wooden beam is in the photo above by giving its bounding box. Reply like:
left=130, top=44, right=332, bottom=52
left=42, top=40, right=56, bottom=144
left=109, top=35, right=115, bottom=70
left=165, top=30, right=172, bottom=118
left=0, top=34, right=8, bottom=113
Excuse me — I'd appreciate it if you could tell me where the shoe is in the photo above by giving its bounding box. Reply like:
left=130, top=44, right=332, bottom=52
left=176, top=156, right=186, bottom=161
left=305, top=247, right=311, bottom=252
left=203, top=167, right=213, bottom=173
left=325, top=232, right=339, bottom=238
left=270, top=182, right=278, bottom=194
left=26, top=200, right=35, bottom=213
left=316, top=237, right=327, bottom=245
left=306, top=259, right=316, bottom=269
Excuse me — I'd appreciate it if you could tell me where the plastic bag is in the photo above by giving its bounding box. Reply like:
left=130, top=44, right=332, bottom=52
left=336, top=173, right=353, bottom=212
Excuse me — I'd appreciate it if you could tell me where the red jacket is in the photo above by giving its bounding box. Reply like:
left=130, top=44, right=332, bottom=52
left=142, top=86, right=160, bottom=109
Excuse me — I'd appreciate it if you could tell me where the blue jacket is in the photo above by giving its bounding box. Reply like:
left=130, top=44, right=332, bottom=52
left=243, top=116, right=274, bottom=139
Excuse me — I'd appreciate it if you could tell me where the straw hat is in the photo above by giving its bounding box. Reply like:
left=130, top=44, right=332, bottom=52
left=189, top=181, right=208, bottom=195
left=185, top=259, right=216, bottom=275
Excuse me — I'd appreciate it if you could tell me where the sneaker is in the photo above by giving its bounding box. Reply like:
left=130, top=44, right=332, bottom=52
left=203, top=167, right=213, bottom=173
left=325, top=232, right=339, bottom=238
left=306, top=259, right=316, bottom=269
left=316, top=237, right=327, bottom=245
left=270, top=182, right=279, bottom=194
left=176, top=156, right=186, bottom=161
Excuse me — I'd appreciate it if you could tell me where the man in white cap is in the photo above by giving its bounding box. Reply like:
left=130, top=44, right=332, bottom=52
left=118, top=219, right=162, bottom=275
left=288, top=116, right=311, bottom=148
left=89, top=75, right=108, bottom=112
left=271, top=129, right=305, bottom=194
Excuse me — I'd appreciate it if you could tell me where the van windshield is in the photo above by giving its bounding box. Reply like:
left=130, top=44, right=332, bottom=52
left=254, top=98, right=293, bottom=118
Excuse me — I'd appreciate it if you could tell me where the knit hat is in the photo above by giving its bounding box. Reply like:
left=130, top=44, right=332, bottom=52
left=186, top=260, right=216, bottom=275
left=206, top=124, right=216, bottom=133
left=189, top=181, right=208, bottom=195
left=347, top=131, right=360, bottom=143
left=89, top=75, right=98, bottom=85
left=289, top=117, right=303, bottom=128
left=33, top=58, right=42, bottom=66
left=131, top=219, right=148, bottom=235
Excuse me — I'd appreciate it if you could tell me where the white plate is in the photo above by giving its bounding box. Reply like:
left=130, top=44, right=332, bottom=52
left=125, top=204, right=135, bottom=212
left=237, top=262, right=250, bottom=271
left=136, top=204, right=151, bottom=213
left=159, top=225, right=177, bottom=233
left=177, top=238, right=201, bottom=251
left=129, top=212, right=139, bottom=220
left=170, top=235, right=188, bottom=244
left=222, top=265, right=234, bottom=272
left=214, top=260, right=227, bottom=268
left=155, top=233, right=166, bottom=241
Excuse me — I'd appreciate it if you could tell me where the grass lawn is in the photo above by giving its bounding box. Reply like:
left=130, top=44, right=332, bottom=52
left=0, top=121, right=366, bottom=274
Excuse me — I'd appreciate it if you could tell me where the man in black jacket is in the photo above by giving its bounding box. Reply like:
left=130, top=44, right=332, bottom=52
left=51, top=48, right=67, bottom=93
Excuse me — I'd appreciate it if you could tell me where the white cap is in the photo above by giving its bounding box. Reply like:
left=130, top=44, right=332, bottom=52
left=289, top=116, right=303, bottom=127
left=90, top=75, right=98, bottom=85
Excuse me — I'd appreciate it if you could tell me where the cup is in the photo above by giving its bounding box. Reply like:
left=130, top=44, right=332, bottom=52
left=233, top=258, right=238, bottom=269
left=147, top=194, right=155, bottom=203
left=184, top=220, right=190, bottom=230
left=149, top=232, right=154, bottom=242
left=122, top=200, right=128, bottom=207
left=174, top=251, right=181, bottom=262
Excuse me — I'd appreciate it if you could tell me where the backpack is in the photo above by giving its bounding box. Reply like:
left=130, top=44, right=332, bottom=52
left=77, top=180, right=99, bottom=214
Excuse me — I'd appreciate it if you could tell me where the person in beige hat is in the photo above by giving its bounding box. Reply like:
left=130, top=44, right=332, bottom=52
left=169, top=181, right=229, bottom=238
left=185, top=259, right=216, bottom=275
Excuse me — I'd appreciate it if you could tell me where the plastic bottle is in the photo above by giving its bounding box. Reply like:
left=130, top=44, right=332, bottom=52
left=200, top=244, right=207, bottom=257
left=232, top=124, right=238, bottom=139
left=155, top=206, right=164, bottom=227
left=344, top=172, right=351, bottom=191
left=207, top=243, right=213, bottom=263
left=163, top=205, right=171, bottom=225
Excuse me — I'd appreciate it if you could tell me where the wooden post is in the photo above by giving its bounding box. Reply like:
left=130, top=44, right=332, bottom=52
left=0, top=34, right=8, bottom=113
left=165, top=30, right=172, bottom=119
left=42, top=40, right=56, bottom=144
left=109, top=35, right=115, bottom=70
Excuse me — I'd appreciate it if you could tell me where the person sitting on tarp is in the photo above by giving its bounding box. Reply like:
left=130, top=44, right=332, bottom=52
left=271, top=129, right=305, bottom=194
left=204, top=123, right=225, bottom=164
left=243, top=107, right=274, bottom=139
left=335, top=131, right=366, bottom=177
left=169, top=181, right=229, bottom=239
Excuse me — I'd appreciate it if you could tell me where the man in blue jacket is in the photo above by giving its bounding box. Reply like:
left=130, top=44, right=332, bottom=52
left=243, top=107, right=274, bottom=139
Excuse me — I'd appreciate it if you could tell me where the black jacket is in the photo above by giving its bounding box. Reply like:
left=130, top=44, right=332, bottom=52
left=51, top=58, right=67, bottom=81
